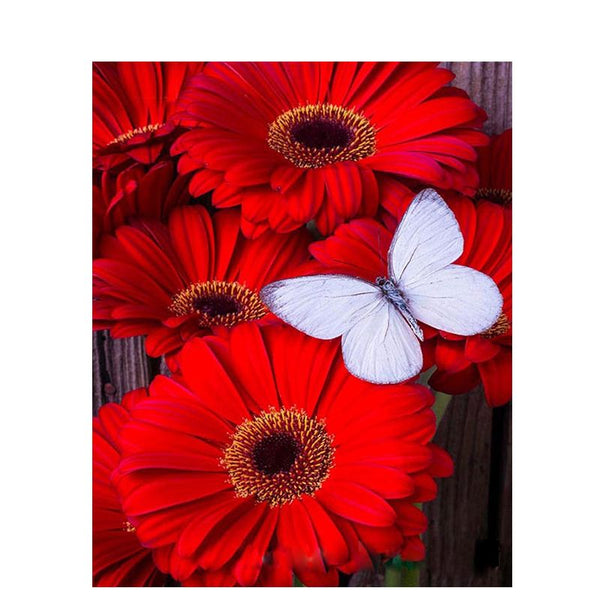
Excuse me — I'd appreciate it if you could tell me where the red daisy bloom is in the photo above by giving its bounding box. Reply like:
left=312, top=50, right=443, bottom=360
left=93, top=158, right=191, bottom=256
left=312, top=174, right=511, bottom=406
left=93, top=205, right=311, bottom=358
left=93, top=62, right=204, bottom=170
left=113, top=323, right=452, bottom=586
left=93, top=389, right=165, bottom=586
left=171, top=62, right=488, bottom=237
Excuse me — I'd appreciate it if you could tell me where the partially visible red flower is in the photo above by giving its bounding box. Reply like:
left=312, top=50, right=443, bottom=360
left=475, top=128, right=512, bottom=198
left=93, top=62, right=204, bottom=170
left=93, top=159, right=192, bottom=256
left=93, top=389, right=165, bottom=587
left=171, top=62, right=487, bottom=237
left=93, top=205, right=311, bottom=358
left=113, top=323, right=452, bottom=586
left=311, top=173, right=512, bottom=406
left=424, top=199, right=511, bottom=406
left=427, top=130, right=512, bottom=406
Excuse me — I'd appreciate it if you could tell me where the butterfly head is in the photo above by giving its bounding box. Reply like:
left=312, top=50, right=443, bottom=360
left=375, top=276, right=399, bottom=295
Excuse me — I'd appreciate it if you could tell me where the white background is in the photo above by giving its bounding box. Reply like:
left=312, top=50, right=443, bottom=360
left=1, top=0, right=598, bottom=597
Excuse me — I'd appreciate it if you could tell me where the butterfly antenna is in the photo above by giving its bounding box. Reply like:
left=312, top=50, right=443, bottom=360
left=376, top=226, right=385, bottom=274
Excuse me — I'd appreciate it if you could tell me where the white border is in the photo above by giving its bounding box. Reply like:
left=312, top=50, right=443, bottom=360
left=3, top=1, right=599, bottom=597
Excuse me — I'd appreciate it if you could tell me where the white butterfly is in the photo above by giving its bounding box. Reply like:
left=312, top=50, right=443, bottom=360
left=260, top=189, right=503, bottom=384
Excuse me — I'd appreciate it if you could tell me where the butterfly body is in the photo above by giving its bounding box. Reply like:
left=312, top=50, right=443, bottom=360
left=375, top=277, right=424, bottom=342
left=261, top=189, right=503, bottom=385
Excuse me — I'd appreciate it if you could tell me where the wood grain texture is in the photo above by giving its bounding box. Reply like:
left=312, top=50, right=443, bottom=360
left=92, top=332, right=156, bottom=415
left=440, top=61, right=512, bottom=135
left=419, top=391, right=512, bottom=586
left=92, top=61, right=512, bottom=586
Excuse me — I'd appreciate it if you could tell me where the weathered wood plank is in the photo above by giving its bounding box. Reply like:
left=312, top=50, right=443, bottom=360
left=419, top=387, right=512, bottom=586
left=440, top=61, right=512, bottom=135
left=92, top=332, right=154, bottom=415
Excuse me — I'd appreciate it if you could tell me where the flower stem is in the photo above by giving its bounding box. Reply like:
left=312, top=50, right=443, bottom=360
left=384, top=564, right=402, bottom=586
left=384, top=558, right=421, bottom=586
left=433, top=390, right=452, bottom=425
left=398, top=562, right=420, bottom=586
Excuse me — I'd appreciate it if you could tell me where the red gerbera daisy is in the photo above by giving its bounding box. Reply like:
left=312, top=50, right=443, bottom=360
left=93, top=158, right=191, bottom=256
left=93, top=205, right=311, bottom=358
left=171, top=62, right=488, bottom=237
left=113, top=323, right=452, bottom=586
left=93, top=62, right=204, bottom=170
left=93, top=389, right=165, bottom=587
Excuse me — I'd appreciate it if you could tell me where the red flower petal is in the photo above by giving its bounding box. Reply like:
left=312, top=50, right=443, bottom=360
left=329, top=464, right=416, bottom=499
left=266, top=327, right=339, bottom=416
left=317, top=481, right=396, bottom=526
left=176, top=496, right=247, bottom=558
left=233, top=508, right=279, bottom=586
left=285, top=170, right=324, bottom=222
left=302, top=496, right=350, bottom=566
left=121, top=471, right=231, bottom=516
left=478, top=347, right=512, bottom=407
left=429, top=363, right=481, bottom=395
left=277, top=503, right=326, bottom=574
left=196, top=503, right=269, bottom=570
left=179, top=338, right=251, bottom=424
left=465, top=335, right=501, bottom=363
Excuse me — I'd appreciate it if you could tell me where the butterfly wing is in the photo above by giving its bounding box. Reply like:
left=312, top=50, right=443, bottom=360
left=388, top=188, right=503, bottom=336
left=262, top=275, right=423, bottom=384
left=341, top=298, right=423, bottom=384
left=388, top=188, right=463, bottom=287
left=260, top=275, right=382, bottom=339
left=401, top=264, right=503, bottom=336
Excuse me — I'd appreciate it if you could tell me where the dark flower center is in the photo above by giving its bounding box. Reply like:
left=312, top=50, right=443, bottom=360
left=291, top=119, right=353, bottom=150
left=192, top=294, right=240, bottom=317
left=252, top=432, right=301, bottom=476
left=169, top=280, right=268, bottom=328
left=267, top=103, right=376, bottom=169
left=222, top=408, right=334, bottom=506
left=475, top=187, right=512, bottom=206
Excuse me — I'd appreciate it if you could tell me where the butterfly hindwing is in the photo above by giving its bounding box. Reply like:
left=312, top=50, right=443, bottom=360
left=341, top=297, right=423, bottom=384
left=402, top=264, right=503, bottom=336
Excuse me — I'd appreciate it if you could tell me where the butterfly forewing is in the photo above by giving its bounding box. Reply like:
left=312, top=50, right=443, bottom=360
left=390, top=189, right=503, bottom=337
left=260, top=275, right=382, bottom=340
left=388, top=188, right=463, bottom=288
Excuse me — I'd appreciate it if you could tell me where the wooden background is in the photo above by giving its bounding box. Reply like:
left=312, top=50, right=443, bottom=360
left=92, top=61, right=512, bottom=587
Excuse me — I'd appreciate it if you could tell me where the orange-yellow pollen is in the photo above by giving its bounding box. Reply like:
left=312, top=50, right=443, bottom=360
left=482, top=312, right=511, bottom=338
left=168, top=280, right=267, bottom=328
left=122, top=521, right=136, bottom=533
left=222, top=408, right=334, bottom=507
left=108, top=122, right=165, bottom=146
left=267, top=103, right=376, bottom=169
